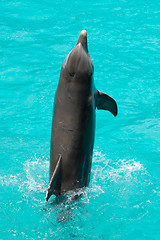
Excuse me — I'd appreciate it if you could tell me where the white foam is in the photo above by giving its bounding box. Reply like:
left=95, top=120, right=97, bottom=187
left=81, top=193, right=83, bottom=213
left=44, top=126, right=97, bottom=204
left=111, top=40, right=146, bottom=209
left=91, top=150, right=146, bottom=193
left=21, top=154, right=49, bottom=193
left=0, top=152, right=146, bottom=204
left=0, top=174, right=20, bottom=186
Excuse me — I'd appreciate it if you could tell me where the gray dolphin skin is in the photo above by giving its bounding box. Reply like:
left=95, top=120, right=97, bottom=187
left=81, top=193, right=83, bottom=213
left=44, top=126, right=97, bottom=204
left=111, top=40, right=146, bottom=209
left=46, top=30, right=118, bottom=201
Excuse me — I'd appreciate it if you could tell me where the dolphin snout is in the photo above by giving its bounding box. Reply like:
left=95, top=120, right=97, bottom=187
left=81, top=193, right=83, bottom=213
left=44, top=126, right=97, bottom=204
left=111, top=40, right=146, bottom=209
left=76, top=30, right=88, bottom=52
left=80, top=30, right=87, bottom=37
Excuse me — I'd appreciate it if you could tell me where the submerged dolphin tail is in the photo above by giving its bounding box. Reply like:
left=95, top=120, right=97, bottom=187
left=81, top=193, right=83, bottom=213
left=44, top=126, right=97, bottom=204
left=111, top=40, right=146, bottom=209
left=95, top=90, right=118, bottom=116
left=45, top=155, right=62, bottom=201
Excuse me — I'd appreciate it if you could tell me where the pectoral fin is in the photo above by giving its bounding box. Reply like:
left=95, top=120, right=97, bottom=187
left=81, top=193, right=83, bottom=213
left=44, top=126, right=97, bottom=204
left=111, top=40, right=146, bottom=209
left=95, top=90, right=118, bottom=116
left=45, top=155, right=62, bottom=201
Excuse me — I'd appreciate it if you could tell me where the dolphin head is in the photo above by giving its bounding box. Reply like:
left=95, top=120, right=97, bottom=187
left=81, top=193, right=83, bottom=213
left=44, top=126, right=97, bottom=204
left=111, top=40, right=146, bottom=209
left=62, top=30, right=93, bottom=78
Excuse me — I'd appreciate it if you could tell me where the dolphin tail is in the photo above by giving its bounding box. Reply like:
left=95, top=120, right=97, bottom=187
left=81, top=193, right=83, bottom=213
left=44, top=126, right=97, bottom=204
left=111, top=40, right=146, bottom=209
left=45, top=155, right=62, bottom=201
left=95, top=90, right=118, bottom=116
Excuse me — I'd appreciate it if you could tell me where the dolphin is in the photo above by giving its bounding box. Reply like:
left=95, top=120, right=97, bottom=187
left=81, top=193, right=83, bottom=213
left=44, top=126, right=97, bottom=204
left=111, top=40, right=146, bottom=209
left=46, top=30, right=118, bottom=201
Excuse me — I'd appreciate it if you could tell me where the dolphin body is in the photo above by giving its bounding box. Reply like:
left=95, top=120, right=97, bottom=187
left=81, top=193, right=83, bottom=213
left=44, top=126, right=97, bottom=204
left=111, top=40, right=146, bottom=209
left=46, top=30, right=118, bottom=201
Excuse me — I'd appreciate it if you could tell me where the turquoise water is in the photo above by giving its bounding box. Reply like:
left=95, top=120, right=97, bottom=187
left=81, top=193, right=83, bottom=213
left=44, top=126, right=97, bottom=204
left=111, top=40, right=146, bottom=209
left=1, top=0, right=160, bottom=239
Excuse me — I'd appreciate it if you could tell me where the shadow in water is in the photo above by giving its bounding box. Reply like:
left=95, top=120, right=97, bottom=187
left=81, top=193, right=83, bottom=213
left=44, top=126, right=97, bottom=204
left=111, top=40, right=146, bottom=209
left=44, top=189, right=87, bottom=223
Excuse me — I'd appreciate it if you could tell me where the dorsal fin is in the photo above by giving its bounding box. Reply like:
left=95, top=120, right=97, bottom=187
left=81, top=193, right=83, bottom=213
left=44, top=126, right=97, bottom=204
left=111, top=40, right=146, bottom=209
left=45, top=155, right=62, bottom=201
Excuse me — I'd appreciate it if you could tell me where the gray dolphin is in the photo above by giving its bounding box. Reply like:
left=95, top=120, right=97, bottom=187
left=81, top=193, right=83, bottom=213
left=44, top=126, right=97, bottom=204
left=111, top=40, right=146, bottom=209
left=46, top=30, right=118, bottom=201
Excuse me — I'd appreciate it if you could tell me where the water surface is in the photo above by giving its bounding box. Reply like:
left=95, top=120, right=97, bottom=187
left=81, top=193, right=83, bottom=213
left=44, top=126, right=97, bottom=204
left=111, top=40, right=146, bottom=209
left=1, top=0, right=160, bottom=239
